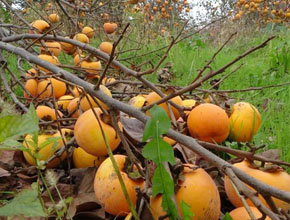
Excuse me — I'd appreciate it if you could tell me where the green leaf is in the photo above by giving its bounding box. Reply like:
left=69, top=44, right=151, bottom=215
left=180, top=200, right=194, bottom=220
left=142, top=138, right=175, bottom=165
left=143, top=105, right=171, bottom=141
left=0, top=104, right=39, bottom=145
left=222, top=212, right=233, bottom=220
left=152, top=166, right=174, bottom=197
left=0, top=183, right=47, bottom=217
left=152, top=166, right=178, bottom=220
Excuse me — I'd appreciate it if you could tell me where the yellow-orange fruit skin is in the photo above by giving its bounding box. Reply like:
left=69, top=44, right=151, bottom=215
left=36, top=105, right=63, bottom=121
left=74, top=108, right=121, bottom=156
left=37, top=78, right=66, bottom=99
left=182, top=99, right=196, bottom=115
left=224, top=160, right=290, bottom=212
left=24, top=79, right=38, bottom=99
left=31, top=20, right=50, bottom=33
left=80, top=85, right=111, bottom=111
left=60, top=37, right=76, bottom=54
left=187, top=103, right=229, bottom=143
left=229, top=102, right=261, bottom=142
left=73, top=147, right=106, bottom=168
left=99, top=42, right=113, bottom=54
left=25, top=68, right=38, bottom=77
left=145, top=92, right=183, bottom=120
left=37, top=54, right=59, bottom=73
left=125, top=213, right=132, bottom=220
left=41, top=41, right=62, bottom=57
left=94, top=155, right=144, bottom=216
left=229, top=207, right=270, bottom=220
left=80, top=60, right=102, bottom=75
left=67, top=97, right=80, bottom=118
left=103, top=22, right=117, bottom=34
left=150, top=165, right=221, bottom=220
left=73, top=33, right=89, bottom=44
left=71, top=86, right=81, bottom=97
left=48, top=14, right=60, bottom=23
left=57, top=95, right=74, bottom=110
left=82, top=26, right=94, bottom=38
left=23, top=132, right=66, bottom=168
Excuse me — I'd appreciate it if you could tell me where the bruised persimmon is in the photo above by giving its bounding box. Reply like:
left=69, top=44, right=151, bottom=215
left=187, top=103, right=230, bottom=143
left=73, top=147, right=106, bottom=168
left=145, top=92, right=182, bottom=120
left=23, top=131, right=67, bottom=168
left=229, top=207, right=270, bottom=220
left=150, top=165, right=220, bottom=220
left=94, top=155, right=144, bottom=216
left=74, top=108, right=121, bottom=156
left=36, top=105, right=63, bottom=121
left=79, top=85, right=111, bottom=111
left=99, top=42, right=113, bottom=54
left=103, top=22, right=117, bottom=34
left=229, top=102, right=261, bottom=142
left=224, top=160, right=290, bottom=212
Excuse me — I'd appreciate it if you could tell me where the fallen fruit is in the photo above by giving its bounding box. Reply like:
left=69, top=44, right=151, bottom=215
left=224, top=160, right=290, bottom=212
left=73, top=147, right=106, bottom=168
left=150, top=164, right=220, bottom=220
left=74, top=108, right=121, bottom=156
left=94, top=155, right=144, bottom=216
left=187, top=103, right=230, bottom=143
left=229, top=206, right=270, bottom=220
left=229, top=102, right=261, bottom=142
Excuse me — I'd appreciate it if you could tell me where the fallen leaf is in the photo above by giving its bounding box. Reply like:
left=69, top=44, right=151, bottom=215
left=0, top=150, right=16, bottom=167
left=259, top=149, right=281, bottom=160
left=0, top=167, right=10, bottom=177
left=120, top=112, right=145, bottom=143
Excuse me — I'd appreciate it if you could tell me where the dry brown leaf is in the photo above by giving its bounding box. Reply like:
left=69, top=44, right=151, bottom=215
left=120, top=112, right=145, bottom=143
left=0, top=167, right=10, bottom=177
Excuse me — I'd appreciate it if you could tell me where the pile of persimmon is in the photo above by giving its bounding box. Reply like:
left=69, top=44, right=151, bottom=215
left=233, top=0, right=290, bottom=25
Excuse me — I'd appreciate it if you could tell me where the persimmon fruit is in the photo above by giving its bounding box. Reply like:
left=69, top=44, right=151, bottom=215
left=94, top=155, right=144, bottom=216
left=73, top=147, right=106, bottom=168
left=229, top=102, right=261, bottom=142
left=224, top=160, right=290, bottom=212
left=150, top=165, right=221, bottom=220
left=229, top=206, right=270, bottom=220
left=187, top=103, right=230, bottom=143
left=74, top=108, right=121, bottom=156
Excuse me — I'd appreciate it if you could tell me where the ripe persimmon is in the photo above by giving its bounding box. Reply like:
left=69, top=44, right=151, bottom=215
left=99, top=42, right=113, bottom=54
left=37, top=78, right=66, bottom=99
left=41, top=41, right=62, bottom=57
left=73, top=147, right=106, bottom=168
left=23, top=132, right=67, bottom=168
left=48, top=14, right=60, bottom=23
left=57, top=95, right=74, bottom=110
left=224, top=160, right=290, bottom=212
left=79, top=85, right=111, bottom=111
left=60, top=37, right=76, bottom=54
left=74, top=108, right=121, bottom=156
left=103, top=22, right=117, bottom=34
left=31, top=20, right=50, bottom=33
left=80, top=60, right=102, bottom=75
left=145, top=92, right=183, bottom=120
left=67, top=97, right=81, bottom=118
left=182, top=99, right=196, bottom=115
left=229, top=207, right=270, bottom=220
left=73, top=33, right=89, bottom=44
left=24, top=79, right=38, bottom=100
left=150, top=165, right=220, bottom=220
left=36, top=105, right=63, bottom=121
left=82, top=26, right=94, bottom=38
left=37, top=54, right=60, bottom=73
left=94, top=155, right=144, bottom=216
left=187, top=103, right=230, bottom=143
left=229, top=102, right=261, bottom=142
